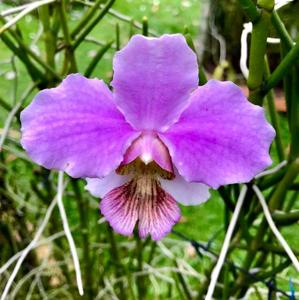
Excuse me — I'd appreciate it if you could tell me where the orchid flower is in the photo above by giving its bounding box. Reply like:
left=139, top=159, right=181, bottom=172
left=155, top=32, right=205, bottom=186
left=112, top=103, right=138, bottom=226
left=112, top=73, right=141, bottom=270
left=21, top=34, right=275, bottom=240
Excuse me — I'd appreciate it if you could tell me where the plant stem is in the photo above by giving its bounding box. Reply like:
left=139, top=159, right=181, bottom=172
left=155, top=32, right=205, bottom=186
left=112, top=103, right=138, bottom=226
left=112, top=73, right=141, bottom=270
left=59, top=0, right=77, bottom=73
left=142, top=16, right=148, bottom=36
left=106, top=225, right=126, bottom=299
left=263, top=36, right=299, bottom=94
left=184, top=32, right=207, bottom=85
left=271, top=10, right=293, bottom=50
left=84, top=41, right=113, bottom=77
left=71, top=0, right=105, bottom=38
left=238, top=0, right=261, bottom=22
left=72, top=179, right=93, bottom=300
left=72, top=0, right=115, bottom=50
left=264, top=57, right=285, bottom=161
left=247, top=10, right=271, bottom=105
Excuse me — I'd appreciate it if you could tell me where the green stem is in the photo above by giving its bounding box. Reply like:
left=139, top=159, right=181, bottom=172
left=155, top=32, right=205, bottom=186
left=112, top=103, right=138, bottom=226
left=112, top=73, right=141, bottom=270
left=289, top=67, right=299, bottom=160
left=271, top=10, right=293, bottom=50
left=264, top=57, right=285, bottom=161
left=174, top=260, right=192, bottom=300
left=263, top=36, right=299, bottom=94
left=39, top=5, right=56, bottom=70
left=84, top=40, right=113, bottom=77
left=0, top=32, right=45, bottom=85
left=107, top=225, right=126, bottom=299
left=1, top=20, right=61, bottom=81
left=247, top=10, right=271, bottom=105
left=72, top=179, right=93, bottom=300
left=72, top=0, right=115, bottom=50
left=135, top=234, right=146, bottom=299
left=115, top=23, right=120, bottom=51
left=272, top=210, right=299, bottom=225
left=269, top=159, right=299, bottom=209
left=71, top=0, right=105, bottom=38
left=238, top=0, right=261, bottom=22
left=142, top=16, right=148, bottom=36
left=235, top=160, right=299, bottom=296
left=59, top=0, right=77, bottom=73
left=184, top=33, right=207, bottom=85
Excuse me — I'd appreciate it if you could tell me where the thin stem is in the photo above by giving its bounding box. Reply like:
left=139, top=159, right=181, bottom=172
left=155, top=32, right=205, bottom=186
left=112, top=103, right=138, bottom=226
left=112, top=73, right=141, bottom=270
left=84, top=41, right=113, bottom=77
left=71, top=0, right=105, bottom=38
left=0, top=0, right=56, bottom=35
left=247, top=10, right=271, bottom=105
left=72, top=179, right=93, bottom=299
left=264, top=57, right=285, bottom=161
left=271, top=10, right=293, bottom=50
left=263, top=36, right=299, bottom=94
left=59, top=0, right=77, bottom=73
left=184, top=32, right=207, bottom=85
left=206, top=186, right=247, bottom=300
left=238, top=0, right=261, bottom=23
left=106, top=225, right=126, bottom=299
left=72, top=0, right=115, bottom=50
left=142, top=16, right=148, bottom=36
left=253, top=185, right=299, bottom=272
left=115, top=23, right=120, bottom=51
left=1, top=20, right=61, bottom=80
left=57, top=171, right=83, bottom=296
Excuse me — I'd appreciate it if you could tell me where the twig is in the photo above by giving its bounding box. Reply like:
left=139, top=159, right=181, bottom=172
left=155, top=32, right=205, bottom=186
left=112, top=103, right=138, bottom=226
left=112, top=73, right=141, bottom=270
left=205, top=185, right=247, bottom=300
left=255, top=160, right=287, bottom=179
left=0, top=0, right=57, bottom=35
left=253, top=185, right=299, bottom=272
left=57, top=171, right=84, bottom=296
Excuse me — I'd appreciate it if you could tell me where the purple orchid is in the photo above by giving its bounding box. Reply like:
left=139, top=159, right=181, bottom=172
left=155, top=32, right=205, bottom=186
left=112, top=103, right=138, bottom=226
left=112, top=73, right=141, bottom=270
left=20, top=34, right=275, bottom=240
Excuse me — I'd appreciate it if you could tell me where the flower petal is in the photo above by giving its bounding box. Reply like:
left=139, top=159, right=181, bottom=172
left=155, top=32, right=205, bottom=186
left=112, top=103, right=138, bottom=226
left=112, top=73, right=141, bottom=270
left=21, top=74, right=138, bottom=178
left=111, top=34, right=198, bottom=131
left=100, top=182, right=139, bottom=236
left=122, top=132, right=173, bottom=172
left=160, top=171, right=211, bottom=206
left=160, top=80, right=275, bottom=189
left=85, top=172, right=130, bottom=198
left=100, top=179, right=180, bottom=240
left=138, top=187, right=181, bottom=240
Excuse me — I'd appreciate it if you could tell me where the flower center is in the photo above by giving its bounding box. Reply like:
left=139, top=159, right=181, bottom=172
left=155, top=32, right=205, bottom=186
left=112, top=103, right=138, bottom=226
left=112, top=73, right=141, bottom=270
left=99, top=135, right=179, bottom=240
left=100, top=162, right=180, bottom=240
left=120, top=132, right=174, bottom=173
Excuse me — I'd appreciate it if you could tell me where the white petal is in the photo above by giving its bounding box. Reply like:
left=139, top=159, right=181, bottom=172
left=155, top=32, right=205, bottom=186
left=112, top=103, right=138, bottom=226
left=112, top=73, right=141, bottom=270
left=85, top=172, right=129, bottom=198
left=160, top=172, right=211, bottom=206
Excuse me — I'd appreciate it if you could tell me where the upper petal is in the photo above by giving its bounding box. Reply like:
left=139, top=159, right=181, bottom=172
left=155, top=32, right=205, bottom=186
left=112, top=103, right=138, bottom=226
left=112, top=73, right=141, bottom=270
left=111, top=34, right=198, bottom=131
left=160, top=80, right=275, bottom=189
left=21, top=74, right=139, bottom=178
